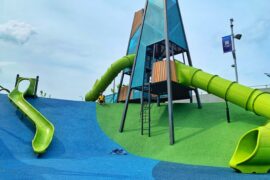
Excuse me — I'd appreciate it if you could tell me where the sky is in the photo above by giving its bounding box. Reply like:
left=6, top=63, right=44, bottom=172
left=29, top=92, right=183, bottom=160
left=0, top=0, right=270, bottom=100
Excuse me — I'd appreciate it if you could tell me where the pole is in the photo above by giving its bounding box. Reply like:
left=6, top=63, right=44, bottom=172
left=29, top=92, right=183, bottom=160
left=119, top=0, right=149, bottom=133
left=164, top=0, right=175, bottom=145
left=225, top=100, right=231, bottom=123
left=230, top=18, right=239, bottom=83
left=112, top=79, right=116, bottom=103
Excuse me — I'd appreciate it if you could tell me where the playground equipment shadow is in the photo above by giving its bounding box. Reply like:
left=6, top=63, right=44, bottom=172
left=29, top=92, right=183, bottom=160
left=0, top=94, right=269, bottom=179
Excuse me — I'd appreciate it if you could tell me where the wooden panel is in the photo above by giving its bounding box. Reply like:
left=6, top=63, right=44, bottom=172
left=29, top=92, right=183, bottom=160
left=118, top=86, right=133, bottom=102
left=130, top=9, right=144, bottom=38
left=152, top=61, right=178, bottom=83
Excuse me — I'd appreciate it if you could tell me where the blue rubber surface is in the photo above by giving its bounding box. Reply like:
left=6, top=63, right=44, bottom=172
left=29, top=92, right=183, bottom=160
left=0, top=93, right=269, bottom=179
left=0, top=94, right=157, bottom=179
left=153, top=162, right=270, bottom=180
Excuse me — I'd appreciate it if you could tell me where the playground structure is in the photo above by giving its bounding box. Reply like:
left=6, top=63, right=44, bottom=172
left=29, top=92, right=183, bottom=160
left=85, top=0, right=270, bottom=174
left=0, top=0, right=269, bottom=176
left=8, top=75, right=54, bottom=154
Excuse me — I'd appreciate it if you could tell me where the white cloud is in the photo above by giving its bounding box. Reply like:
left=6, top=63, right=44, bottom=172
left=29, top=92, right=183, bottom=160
left=0, top=20, right=36, bottom=45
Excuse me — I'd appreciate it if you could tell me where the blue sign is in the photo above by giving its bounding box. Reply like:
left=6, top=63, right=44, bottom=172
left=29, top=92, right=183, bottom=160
left=222, top=35, right=233, bottom=53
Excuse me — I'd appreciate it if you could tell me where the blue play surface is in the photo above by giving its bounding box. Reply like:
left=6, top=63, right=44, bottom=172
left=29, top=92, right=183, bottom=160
left=0, top=94, right=269, bottom=179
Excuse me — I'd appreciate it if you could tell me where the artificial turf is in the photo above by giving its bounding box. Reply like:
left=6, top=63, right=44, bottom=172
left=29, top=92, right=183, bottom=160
left=96, top=102, right=268, bottom=167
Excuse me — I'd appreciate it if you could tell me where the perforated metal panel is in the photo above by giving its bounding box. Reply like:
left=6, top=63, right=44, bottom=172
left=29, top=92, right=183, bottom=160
left=167, top=0, right=187, bottom=50
left=132, top=0, right=165, bottom=88
left=131, top=0, right=188, bottom=88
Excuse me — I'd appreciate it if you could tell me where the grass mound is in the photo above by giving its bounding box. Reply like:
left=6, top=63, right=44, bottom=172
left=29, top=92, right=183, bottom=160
left=96, top=102, right=267, bottom=167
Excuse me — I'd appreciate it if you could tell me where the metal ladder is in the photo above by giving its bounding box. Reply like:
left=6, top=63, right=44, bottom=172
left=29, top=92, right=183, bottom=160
left=140, top=83, right=151, bottom=137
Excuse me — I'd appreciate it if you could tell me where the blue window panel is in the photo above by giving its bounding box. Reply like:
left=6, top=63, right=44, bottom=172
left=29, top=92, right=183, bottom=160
left=105, top=94, right=118, bottom=103
left=167, top=0, right=188, bottom=50
left=132, top=0, right=165, bottom=88
left=127, top=26, right=142, bottom=55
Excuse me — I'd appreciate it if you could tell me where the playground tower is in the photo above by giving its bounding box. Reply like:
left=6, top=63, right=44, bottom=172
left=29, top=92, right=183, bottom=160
left=119, top=0, right=202, bottom=144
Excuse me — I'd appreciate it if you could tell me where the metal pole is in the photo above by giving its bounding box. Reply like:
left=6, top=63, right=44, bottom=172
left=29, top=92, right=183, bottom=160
left=148, top=82, right=151, bottom=137
left=15, top=74, right=19, bottom=87
left=164, top=0, right=175, bottom=145
left=182, top=52, right=186, bottom=64
left=230, top=18, right=239, bottom=83
left=35, top=76, right=39, bottom=97
left=225, top=100, right=231, bottom=123
left=112, top=79, right=116, bottom=103
left=141, top=86, right=144, bottom=135
left=119, top=0, right=149, bottom=133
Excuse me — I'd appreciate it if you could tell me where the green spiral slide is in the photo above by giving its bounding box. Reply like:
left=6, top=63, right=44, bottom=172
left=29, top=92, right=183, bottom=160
left=86, top=54, right=270, bottom=173
left=8, top=78, right=54, bottom=154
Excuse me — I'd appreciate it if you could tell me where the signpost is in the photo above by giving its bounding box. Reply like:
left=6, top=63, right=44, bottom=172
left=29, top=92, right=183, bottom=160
left=222, top=18, right=242, bottom=83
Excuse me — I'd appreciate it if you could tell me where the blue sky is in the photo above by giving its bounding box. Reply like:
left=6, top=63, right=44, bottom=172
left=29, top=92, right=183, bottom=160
left=0, top=0, right=270, bottom=100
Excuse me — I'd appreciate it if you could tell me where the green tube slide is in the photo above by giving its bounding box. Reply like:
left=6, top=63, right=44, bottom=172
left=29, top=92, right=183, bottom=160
left=85, top=54, right=135, bottom=101
left=8, top=78, right=54, bottom=154
left=175, top=61, right=270, bottom=173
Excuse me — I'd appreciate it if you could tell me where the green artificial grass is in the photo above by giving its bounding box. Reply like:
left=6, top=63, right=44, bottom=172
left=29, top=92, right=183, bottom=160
left=96, top=102, right=268, bottom=167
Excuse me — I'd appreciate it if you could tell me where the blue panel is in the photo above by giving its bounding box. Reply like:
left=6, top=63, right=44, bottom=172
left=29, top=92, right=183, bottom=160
left=127, top=26, right=142, bottom=55
left=105, top=93, right=118, bottom=103
left=132, top=0, right=165, bottom=88
left=131, top=90, right=150, bottom=100
left=167, top=0, right=188, bottom=50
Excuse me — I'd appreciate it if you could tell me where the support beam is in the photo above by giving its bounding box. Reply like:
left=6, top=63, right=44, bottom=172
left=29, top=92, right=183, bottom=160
left=164, top=0, right=175, bottom=145
left=157, top=95, right=161, bottom=107
left=119, top=0, right=148, bottom=133
left=225, top=101, right=231, bottom=123
left=194, top=89, right=202, bottom=109
left=15, top=74, right=19, bottom=87
left=34, top=76, right=39, bottom=98
left=140, top=86, right=144, bottom=135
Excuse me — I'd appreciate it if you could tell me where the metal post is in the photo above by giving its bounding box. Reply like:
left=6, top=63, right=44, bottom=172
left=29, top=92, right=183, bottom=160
left=225, top=100, right=231, bottom=123
left=230, top=18, right=239, bottom=83
left=182, top=52, right=186, bottom=64
left=34, top=76, right=39, bottom=97
left=141, top=86, right=144, bottom=135
left=112, top=79, right=116, bottom=103
left=119, top=0, right=149, bottom=133
left=194, top=89, right=202, bottom=109
left=148, top=83, right=151, bottom=137
left=164, top=0, right=175, bottom=145
left=157, top=95, right=160, bottom=106
left=15, top=74, right=19, bottom=87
